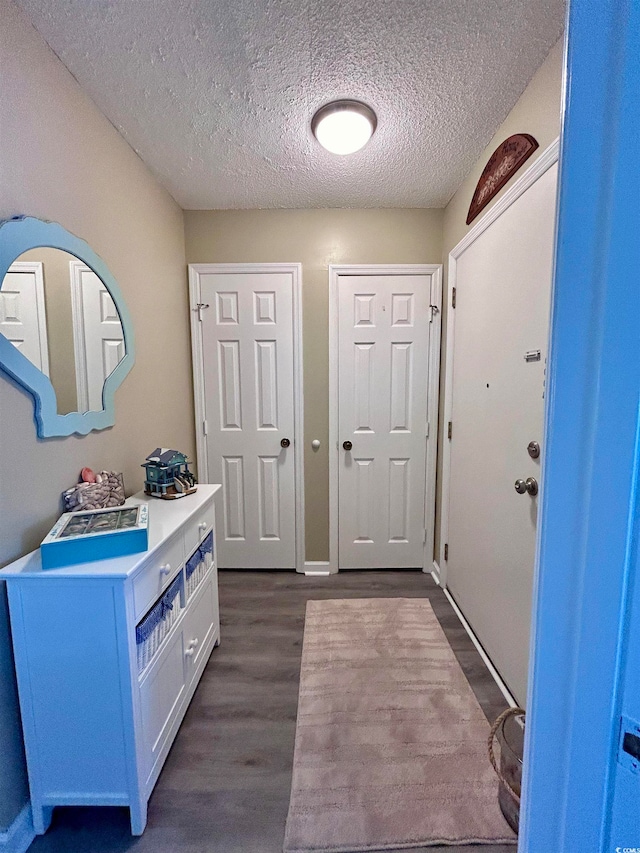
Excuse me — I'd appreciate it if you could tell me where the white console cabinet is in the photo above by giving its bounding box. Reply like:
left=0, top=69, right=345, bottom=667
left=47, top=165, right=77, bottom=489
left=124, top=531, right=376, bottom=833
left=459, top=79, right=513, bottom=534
left=0, top=485, right=221, bottom=836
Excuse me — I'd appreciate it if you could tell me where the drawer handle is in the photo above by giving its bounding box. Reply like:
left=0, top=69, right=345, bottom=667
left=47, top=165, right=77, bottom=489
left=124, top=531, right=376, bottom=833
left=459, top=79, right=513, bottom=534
left=159, top=564, right=172, bottom=576
left=185, top=638, right=199, bottom=658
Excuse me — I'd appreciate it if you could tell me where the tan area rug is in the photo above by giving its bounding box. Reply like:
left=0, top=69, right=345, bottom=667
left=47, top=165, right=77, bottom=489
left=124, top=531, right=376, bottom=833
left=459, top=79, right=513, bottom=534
left=284, top=598, right=516, bottom=852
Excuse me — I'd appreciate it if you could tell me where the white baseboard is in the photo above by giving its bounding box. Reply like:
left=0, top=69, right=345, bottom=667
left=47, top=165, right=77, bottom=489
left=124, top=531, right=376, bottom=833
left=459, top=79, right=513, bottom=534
left=435, top=572, right=518, bottom=709
left=304, top=561, right=333, bottom=576
left=0, top=804, right=35, bottom=853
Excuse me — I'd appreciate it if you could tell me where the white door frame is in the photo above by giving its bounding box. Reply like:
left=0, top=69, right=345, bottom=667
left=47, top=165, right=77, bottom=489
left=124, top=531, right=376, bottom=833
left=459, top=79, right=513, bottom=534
left=328, top=264, right=442, bottom=574
left=69, top=259, right=91, bottom=411
left=6, top=261, right=50, bottom=377
left=188, top=262, right=305, bottom=572
left=436, top=138, right=560, bottom=591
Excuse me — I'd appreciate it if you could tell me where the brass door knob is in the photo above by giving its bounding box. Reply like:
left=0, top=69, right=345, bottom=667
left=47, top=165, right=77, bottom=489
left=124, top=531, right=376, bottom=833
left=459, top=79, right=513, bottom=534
left=343, top=440, right=353, bottom=451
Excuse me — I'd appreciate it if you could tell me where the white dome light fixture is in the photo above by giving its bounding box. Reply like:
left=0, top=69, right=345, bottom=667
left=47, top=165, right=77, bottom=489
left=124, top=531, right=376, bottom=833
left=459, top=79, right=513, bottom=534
left=311, top=100, right=377, bottom=156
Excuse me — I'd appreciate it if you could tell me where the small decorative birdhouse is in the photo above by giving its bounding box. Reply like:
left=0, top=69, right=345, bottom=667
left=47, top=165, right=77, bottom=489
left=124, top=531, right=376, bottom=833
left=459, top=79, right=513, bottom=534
left=142, top=448, right=197, bottom=499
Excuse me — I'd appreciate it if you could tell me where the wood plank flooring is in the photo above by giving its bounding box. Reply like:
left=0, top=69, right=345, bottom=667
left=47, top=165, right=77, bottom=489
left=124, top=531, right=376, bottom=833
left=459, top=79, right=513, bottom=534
left=28, top=571, right=514, bottom=853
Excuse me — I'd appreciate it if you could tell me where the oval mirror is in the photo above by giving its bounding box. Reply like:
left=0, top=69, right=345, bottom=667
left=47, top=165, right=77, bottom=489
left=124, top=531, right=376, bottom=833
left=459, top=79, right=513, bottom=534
left=0, top=217, right=134, bottom=437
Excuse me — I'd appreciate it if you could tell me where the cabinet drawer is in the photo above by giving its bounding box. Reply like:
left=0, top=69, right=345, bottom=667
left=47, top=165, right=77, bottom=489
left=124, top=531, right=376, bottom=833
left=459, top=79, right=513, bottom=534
left=133, top=534, right=184, bottom=621
left=139, top=628, right=186, bottom=781
left=183, top=576, right=217, bottom=678
left=183, top=500, right=214, bottom=558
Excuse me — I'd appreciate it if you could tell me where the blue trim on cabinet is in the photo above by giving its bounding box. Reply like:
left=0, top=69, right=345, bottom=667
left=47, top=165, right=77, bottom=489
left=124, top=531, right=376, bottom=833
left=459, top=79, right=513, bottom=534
left=0, top=216, right=135, bottom=437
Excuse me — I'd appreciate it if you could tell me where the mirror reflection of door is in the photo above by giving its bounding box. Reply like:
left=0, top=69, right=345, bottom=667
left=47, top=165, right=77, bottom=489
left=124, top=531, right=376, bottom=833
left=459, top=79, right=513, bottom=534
left=70, top=261, right=125, bottom=412
left=0, top=248, right=125, bottom=415
left=0, top=261, right=50, bottom=375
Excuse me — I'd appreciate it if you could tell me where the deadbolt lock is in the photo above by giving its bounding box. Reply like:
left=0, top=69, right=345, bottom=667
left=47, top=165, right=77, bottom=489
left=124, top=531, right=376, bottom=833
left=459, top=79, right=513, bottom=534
left=527, top=441, right=541, bottom=459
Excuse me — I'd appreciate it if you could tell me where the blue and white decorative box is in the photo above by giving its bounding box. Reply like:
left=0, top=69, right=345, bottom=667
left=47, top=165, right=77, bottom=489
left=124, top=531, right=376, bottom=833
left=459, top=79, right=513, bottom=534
left=40, top=504, right=149, bottom=570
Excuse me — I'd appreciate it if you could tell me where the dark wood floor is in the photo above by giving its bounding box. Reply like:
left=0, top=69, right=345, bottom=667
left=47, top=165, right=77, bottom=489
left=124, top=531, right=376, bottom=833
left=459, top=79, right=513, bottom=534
left=28, top=571, right=513, bottom=853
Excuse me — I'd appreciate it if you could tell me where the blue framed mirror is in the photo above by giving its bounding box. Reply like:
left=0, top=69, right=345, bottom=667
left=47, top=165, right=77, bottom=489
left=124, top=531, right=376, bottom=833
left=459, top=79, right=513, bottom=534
left=0, top=216, right=135, bottom=437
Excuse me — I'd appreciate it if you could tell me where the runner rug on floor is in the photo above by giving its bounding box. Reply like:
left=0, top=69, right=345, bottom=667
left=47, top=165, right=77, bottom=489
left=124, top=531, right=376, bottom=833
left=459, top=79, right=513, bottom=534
left=283, top=598, right=516, bottom=852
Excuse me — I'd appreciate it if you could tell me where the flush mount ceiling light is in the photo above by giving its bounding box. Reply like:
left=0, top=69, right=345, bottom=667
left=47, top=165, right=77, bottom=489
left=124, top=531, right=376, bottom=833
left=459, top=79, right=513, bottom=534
left=311, top=100, right=377, bottom=155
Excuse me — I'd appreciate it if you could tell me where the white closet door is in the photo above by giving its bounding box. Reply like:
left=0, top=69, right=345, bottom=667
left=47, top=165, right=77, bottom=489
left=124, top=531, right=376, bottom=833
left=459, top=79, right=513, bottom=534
left=198, top=270, right=296, bottom=569
left=337, top=273, right=432, bottom=568
left=0, top=263, right=49, bottom=374
left=71, top=262, right=125, bottom=411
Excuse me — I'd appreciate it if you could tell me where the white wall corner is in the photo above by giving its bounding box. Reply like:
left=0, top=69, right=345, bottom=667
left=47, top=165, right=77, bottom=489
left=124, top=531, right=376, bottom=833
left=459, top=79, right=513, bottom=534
left=431, top=561, right=441, bottom=586
left=0, top=804, right=35, bottom=853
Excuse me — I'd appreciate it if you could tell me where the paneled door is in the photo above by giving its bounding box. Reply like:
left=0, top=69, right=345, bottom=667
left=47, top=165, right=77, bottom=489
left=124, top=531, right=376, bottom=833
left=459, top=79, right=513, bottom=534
left=0, top=262, right=49, bottom=374
left=334, top=269, right=438, bottom=569
left=190, top=265, right=301, bottom=569
left=70, top=262, right=125, bottom=411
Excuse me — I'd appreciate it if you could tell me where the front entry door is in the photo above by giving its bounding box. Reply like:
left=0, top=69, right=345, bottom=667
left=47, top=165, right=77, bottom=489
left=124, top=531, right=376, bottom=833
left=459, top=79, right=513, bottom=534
left=194, top=266, right=298, bottom=569
left=336, top=271, right=435, bottom=569
left=446, top=160, right=558, bottom=703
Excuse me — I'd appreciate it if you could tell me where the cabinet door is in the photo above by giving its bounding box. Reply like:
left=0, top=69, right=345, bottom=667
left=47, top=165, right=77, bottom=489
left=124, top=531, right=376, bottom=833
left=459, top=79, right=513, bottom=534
left=183, top=499, right=214, bottom=559
left=139, top=628, right=186, bottom=781
left=183, top=577, right=217, bottom=683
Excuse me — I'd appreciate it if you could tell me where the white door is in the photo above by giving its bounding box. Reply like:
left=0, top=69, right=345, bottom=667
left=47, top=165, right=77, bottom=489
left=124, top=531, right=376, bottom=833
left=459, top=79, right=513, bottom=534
left=70, top=262, right=125, bottom=411
left=446, top=161, right=558, bottom=704
left=336, top=271, right=434, bottom=569
left=0, top=262, right=49, bottom=374
left=193, top=266, right=299, bottom=569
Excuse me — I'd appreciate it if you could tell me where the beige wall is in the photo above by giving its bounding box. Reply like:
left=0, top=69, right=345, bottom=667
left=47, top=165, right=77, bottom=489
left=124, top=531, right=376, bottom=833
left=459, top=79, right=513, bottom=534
left=20, top=247, right=78, bottom=413
left=435, top=38, right=564, bottom=556
left=0, top=0, right=191, bottom=829
left=185, top=209, right=444, bottom=560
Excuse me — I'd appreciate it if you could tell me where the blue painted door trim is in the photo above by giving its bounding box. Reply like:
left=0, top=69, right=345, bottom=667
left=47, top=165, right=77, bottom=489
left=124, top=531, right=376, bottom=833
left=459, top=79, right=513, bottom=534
left=521, top=1, right=640, bottom=851
left=0, top=217, right=135, bottom=437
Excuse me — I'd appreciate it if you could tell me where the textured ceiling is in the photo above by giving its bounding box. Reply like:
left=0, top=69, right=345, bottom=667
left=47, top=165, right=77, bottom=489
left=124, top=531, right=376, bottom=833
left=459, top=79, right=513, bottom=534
left=16, top=0, right=564, bottom=209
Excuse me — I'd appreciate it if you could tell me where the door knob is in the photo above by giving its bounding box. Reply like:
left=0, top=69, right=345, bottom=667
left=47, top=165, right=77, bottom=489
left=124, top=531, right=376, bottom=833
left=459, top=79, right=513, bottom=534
left=343, top=440, right=353, bottom=451
left=280, top=438, right=290, bottom=448
left=515, top=477, right=539, bottom=496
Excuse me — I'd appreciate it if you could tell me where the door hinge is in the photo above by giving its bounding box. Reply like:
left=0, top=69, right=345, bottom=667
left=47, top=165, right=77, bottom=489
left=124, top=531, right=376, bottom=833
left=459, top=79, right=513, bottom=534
left=448, top=421, right=452, bottom=440
left=451, top=287, right=456, bottom=309
left=444, top=543, right=449, bottom=561
left=203, top=419, right=208, bottom=436
left=423, top=528, right=427, bottom=545
left=426, top=421, right=430, bottom=438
